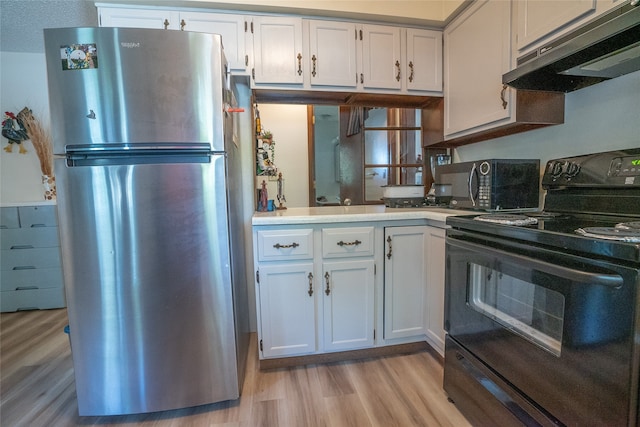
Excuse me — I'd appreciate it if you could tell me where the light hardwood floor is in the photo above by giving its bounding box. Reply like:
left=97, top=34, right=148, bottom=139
left=0, top=308, right=471, bottom=427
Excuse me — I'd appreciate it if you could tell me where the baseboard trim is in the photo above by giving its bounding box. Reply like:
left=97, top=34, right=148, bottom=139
left=259, top=340, right=441, bottom=370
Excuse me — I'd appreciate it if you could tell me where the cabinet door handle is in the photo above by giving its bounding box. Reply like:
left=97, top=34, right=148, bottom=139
left=324, top=272, right=331, bottom=295
left=408, top=61, right=414, bottom=83
left=360, top=73, right=364, bottom=84
left=297, top=53, right=303, bottom=76
left=180, top=19, right=186, bottom=31
left=500, top=84, right=508, bottom=109
left=163, top=19, right=170, bottom=29
left=273, top=242, right=300, bottom=249
left=395, top=60, right=401, bottom=82
left=337, top=240, right=361, bottom=247
left=308, top=272, right=314, bottom=296
left=311, top=55, right=317, bottom=77
left=386, top=235, right=392, bottom=259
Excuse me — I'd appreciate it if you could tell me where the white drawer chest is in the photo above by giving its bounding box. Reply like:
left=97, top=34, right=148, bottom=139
left=0, top=204, right=66, bottom=312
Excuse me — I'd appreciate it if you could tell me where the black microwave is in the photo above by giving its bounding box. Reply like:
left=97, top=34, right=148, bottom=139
left=434, top=159, right=540, bottom=211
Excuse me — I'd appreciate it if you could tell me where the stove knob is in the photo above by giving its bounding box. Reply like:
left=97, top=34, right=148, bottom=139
left=549, top=161, right=563, bottom=178
left=564, top=161, right=580, bottom=178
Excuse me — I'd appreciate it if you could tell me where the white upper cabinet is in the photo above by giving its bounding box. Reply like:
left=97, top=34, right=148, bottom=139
left=178, top=12, right=249, bottom=72
left=360, top=24, right=402, bottom=90
left=516, top=0, right=596, bottom=50
left=98, top=7, right=249, bottom=74
left=308, top=20, right=358, bottom=88
left=99, top=7, right=180, bottom=29
left=405, top=28, right=443, bottom=92
left=252, top=16, right=304, bottom=85
left=444, top=0, right=512, bottom=138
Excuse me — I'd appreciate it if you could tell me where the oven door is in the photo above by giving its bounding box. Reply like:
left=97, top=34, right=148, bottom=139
left=445, top=229, right=640, bottom=426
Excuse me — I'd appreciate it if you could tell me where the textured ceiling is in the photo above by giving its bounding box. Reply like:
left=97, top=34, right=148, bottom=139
left=1, top=0, right=98, bottom=53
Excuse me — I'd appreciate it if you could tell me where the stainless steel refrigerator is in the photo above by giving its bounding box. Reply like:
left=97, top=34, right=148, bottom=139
left=44, top=27, right=249, bottom=416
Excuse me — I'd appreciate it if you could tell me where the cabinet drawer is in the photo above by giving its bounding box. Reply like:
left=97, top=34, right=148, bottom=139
left=0, top=227, right=59, bottom=250
left=322, top=226, right=374, bottom=258
left=1, top=287, right=66, bottom=312
left=18, top=205, right=57, bottom=228
left=257, top=229, right=314, bottom=261
left=1, top=207, right=20, bottom=229
left=1, top=247, right=62, bottom=270
left=1, top=267, right=64, bottom=291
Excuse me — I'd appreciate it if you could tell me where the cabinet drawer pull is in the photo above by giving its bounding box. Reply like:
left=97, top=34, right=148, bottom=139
left=10, top=245, right=34, bottom=250
left=273, top=242, right=300, bottom=249
left=337, top=239, right=361, bottom=247
left=16, top=286, right=39, bottom=291
left=386, top=235, right=392, bottom=259
left=324, top=272, right=331, bottom=295
left=30, top=224, right=46, bottom=228
left=13, top=266, right=36, bottom=270
left=308, top=272, right=314, bottom=296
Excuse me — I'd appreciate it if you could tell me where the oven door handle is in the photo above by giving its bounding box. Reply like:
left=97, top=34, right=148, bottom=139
left=449, top=238, right=624, bottom=288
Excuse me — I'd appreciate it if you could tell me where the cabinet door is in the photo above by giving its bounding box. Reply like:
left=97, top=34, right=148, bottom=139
left=444, top=0, right=512, bottom=137
left=360, top=24, right=402, bottom=90
left=180, top=12, right=249, bottom=72
left=516, top=0, right=596, bottom=50
left=257, top=262, right=316, bottom=357
left=425, top=226, right=446, bottom=356
left=322, top=259, right=375, bottom=351
left=252, top=17, right=304, bottom=85
left=405, top=28, right=442, bottom=92
left=308, top=20, right=358, bottom=88
left=99, top=7, right=180, bottom=30
left=383, top=226, right=428, bottom=340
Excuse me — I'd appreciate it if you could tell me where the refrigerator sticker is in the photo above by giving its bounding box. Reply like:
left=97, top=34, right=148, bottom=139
left=60, top=44, right=97, bottom=70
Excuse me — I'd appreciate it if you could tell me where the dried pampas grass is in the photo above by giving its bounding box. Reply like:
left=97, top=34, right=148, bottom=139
left=17, top=107, right=53, bottom=177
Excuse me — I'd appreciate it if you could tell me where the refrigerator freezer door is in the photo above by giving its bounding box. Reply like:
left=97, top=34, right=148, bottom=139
left=44, top=27, right=228, bottom=152
left=55, top=155, right=238, bottom=415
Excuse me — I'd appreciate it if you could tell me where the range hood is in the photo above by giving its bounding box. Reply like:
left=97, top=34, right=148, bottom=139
left=503, top=1, right=640, bottom=92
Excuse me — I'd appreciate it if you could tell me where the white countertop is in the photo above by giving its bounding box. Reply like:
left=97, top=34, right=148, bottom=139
left=252, top=205, right=465, bottom=225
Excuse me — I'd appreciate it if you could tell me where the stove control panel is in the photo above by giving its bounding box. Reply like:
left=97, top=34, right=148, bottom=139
left=609, top=155, right=640, bottom=178
left=543, top=148, right=640, bottom=188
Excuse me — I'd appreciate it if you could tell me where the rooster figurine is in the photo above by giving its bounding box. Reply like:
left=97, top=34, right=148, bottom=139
left=2, top=111, right=29, bottom=153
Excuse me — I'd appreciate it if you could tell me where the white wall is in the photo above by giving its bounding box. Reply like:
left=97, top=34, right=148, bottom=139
left=455, top=70, right=640, bottom=165
left=257, top=104, right=309, bottom=208
left=0, top=51, right=52, bottom=204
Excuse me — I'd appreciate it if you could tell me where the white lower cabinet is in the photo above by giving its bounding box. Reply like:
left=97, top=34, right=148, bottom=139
left=254, top=220, right=447, bottom=360
left=322, top=259, right=375, bottom=351
left=383, top=225, right=428, bottom=340
left=424, top=226, right=446, bottom=356
left=257, top=262, right=317, bottom=358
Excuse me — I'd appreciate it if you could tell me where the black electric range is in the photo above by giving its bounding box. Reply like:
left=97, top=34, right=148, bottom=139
left=447, top=148, right=640, bottom=264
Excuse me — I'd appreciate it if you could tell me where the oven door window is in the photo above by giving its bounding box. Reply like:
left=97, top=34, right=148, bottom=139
left=468, top=264, right=564, bottom=356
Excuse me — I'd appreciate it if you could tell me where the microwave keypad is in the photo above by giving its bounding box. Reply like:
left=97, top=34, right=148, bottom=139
left=479, top=176, right=490, bottom=207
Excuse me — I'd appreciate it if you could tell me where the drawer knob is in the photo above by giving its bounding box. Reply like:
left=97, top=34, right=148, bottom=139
left=273, top=242, right=300, bottom=249
left=337, top=240, right=361, bottom=247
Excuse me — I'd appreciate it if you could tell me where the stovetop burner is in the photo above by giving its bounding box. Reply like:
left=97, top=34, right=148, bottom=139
left=473, top=214, right=538, bottom=226
left=576, top=222, right=640, bottom=242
